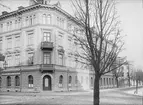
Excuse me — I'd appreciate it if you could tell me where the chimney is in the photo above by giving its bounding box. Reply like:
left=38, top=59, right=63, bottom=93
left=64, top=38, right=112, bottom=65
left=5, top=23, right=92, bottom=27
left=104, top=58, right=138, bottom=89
left=2, top=11, right=8, bottom=15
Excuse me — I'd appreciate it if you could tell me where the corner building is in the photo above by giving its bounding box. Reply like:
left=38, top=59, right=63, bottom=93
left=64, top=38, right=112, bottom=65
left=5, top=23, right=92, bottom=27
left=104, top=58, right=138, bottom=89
left=0, top=0, right=116, bottom=92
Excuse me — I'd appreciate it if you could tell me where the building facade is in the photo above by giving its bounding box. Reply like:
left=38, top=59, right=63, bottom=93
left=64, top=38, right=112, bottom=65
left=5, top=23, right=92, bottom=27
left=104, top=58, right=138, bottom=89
left=0, top=0, right=116, bottom=92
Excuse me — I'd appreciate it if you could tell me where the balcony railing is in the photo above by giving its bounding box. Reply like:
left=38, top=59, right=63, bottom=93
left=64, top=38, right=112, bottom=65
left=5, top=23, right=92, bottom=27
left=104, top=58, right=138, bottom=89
left=41, top=41, right=53, bottom=50
left=40, top=64, right=55, bottom=73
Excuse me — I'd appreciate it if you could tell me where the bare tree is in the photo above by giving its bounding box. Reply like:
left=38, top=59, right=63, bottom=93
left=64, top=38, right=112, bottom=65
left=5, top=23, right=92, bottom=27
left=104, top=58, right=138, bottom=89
left=72, top=0, right=126, bottom=105
left=112, top=62, right=124, bottom=88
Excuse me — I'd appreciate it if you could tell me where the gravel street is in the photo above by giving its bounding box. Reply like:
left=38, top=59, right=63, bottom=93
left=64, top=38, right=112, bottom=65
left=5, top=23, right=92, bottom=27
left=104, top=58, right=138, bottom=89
left=0, top=88, right=143, bottom=105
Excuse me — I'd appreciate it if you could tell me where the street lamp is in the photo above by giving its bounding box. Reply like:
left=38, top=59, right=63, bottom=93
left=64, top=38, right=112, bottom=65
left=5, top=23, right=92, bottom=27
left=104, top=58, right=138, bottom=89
left=3, top=61, right=8, bottom=69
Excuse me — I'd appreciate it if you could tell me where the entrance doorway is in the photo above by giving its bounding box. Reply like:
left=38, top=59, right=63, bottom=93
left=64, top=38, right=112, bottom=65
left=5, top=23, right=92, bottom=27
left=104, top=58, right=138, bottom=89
left=43, top=75, right=52, bottom=90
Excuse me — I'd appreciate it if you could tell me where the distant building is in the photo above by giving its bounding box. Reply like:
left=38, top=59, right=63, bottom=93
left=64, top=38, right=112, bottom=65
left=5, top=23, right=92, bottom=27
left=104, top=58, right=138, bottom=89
left=0, top=0, right=115, bottom=92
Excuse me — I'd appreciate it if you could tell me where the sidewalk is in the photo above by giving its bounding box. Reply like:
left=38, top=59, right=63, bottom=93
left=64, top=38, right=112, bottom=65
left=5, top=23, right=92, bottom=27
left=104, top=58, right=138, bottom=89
left=124, top=87, right=143, bottom=96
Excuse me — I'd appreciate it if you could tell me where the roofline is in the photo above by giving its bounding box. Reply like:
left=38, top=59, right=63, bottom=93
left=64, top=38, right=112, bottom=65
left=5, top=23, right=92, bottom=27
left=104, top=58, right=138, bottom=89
left=0, top=4, right=82, bottom=26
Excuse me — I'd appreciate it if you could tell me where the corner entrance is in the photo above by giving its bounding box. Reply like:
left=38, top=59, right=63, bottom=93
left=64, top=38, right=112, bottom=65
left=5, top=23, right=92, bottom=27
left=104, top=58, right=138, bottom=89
left=43, top=75, right=52, bottom=91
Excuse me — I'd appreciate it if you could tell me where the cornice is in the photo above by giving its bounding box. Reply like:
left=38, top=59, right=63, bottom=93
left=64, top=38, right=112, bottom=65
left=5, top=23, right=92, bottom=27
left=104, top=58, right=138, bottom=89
left=0, top=4, right=82, bottom=26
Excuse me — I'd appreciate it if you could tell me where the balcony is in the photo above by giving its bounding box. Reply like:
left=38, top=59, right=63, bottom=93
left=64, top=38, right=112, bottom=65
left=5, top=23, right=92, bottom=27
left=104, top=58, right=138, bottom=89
left=40, top=64, right=55, bottom=73
left=41, top=42, right=54, bottom=50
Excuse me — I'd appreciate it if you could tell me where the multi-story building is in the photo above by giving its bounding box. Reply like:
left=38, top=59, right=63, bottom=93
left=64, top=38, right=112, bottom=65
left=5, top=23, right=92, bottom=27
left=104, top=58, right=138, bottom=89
left=0, top=0, right=116, bottom=92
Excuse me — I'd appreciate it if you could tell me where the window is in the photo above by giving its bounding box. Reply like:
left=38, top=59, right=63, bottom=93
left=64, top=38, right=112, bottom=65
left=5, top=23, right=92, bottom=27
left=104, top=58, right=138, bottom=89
left=0, top=77, right=1, bottom=87
left=7, top=76, right=11, bottom=87
left=58, top=32, right=63, bottom=45
left=47, top=14, right=51, bottom=24
left=30, top=16, right=33, bottom=25
left=58, top=53, right=63, bottom=65
left=69, top=76, right=72, bottom=84
left=15, top=76, right=20, bottom=86
left=27, top=31, right=34, bottom=46
left=33, top=15, right=36, bottom=24
left=7, top=22, right=10, bottom=31
left=91, top=77, right=93, bottom=86
left=43, top=32, right=51, bottom=41
left=15, top=20, right=18, bottom=29
left=9, top=21, right=12, bottom=30
left=59, top=75, right=63, bottom=87
left=7, top=56, right=12, bottom=67
left=0, top=38, right=2, bottom=51
left=42, top=14, right=46, bottom=24
left=28, top=53, right=34, bottom=65
left=0, top=24, right=3, bottom=32
left=25, top=16, right=29, bottom=26
left=15, top=36, right=20, bottom=48
left=28, top=75, right=33, bottom=88
left=43, top=52, right=51, bottom=64
left=7, top=37, right=12, bottom=49
left=15, top=54, right=20, bottom=66
left=18, top=18, right=21, bottom=28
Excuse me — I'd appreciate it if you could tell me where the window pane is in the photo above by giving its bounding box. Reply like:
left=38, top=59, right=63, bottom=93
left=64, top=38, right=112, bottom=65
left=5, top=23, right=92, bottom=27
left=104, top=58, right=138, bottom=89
left=43, top=52, right=51, bottom=64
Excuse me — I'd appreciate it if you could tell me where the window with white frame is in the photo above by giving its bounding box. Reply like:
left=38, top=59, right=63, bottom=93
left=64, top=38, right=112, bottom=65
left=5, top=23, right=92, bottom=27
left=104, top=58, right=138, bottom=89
left=15, top=35, right=20, bottom=48
left=7, top=37, right=12, bottom=49
left=9, top=21, right=12, bottom=30
left=68, top=76, right=72, bottom=86
left=18, top=18, right=21, bottom=28
left=28, top=52, right=34, bottom=65
left=33, top=15, right=36, bottom=24
left=58, top=53, right=63, bottom=65
left=43, top=32, right=51, bottom=42
left=27, top=31, right=34, bottom=46
left=28, top=75, right=33, bottom=88
left=15, top=76, right=20, bottom=87
left=42, top=14, right=46, bottom=24
left=43, top=52, right=51, bottom=64
left=15, top=54, right=20, bottom=66
left=47, top=14, right=51, bottom=24
left=7, top=76, right=11, bottom=87
left=58, top=32, right=63, bottom=45
left=7, top=55, right=12, bottom=67
left=25, top=16, right=29, bottom=26
left=59, top=75, right=63, bottom=87
left=15, top=20, right=18, bottom=29
left=7, top=22, right=10, bottom=31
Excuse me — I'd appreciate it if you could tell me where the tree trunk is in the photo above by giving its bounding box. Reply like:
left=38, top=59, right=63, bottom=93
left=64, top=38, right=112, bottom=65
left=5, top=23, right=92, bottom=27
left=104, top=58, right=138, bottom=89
left=128, top=77, right=130, bottom=87
left=93, top=74, right=100, bottom=105
left=115, top=77, right=119, bottom=88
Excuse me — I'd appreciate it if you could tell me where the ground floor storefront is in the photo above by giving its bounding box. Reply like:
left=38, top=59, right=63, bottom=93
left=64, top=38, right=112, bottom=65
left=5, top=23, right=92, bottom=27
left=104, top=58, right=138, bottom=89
left=0, top=64, right=116, bottom=92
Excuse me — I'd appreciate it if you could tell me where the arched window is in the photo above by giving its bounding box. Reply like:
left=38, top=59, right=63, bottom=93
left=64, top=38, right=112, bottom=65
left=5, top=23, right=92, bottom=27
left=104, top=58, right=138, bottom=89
left=15, top=76, right=20, bottom=86
left=28, top=75, right=33, bottom=88
left=42, top=14, right=46, bottom=24
left=0, top=77, right=1, bottom=87
left=47, top=14, right=51, bottom=24
left=7, top=76, right=11, bottom=87
left=59, top=75, right=63, bottom=84
left=91, top=77, right=93, bottom=86
left=69, top=76, right=72, bottom=84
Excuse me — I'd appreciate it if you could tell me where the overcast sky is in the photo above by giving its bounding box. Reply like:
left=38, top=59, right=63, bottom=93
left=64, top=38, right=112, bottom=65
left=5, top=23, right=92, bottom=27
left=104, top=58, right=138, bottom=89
left=0, top=0, right=143, bottom=69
